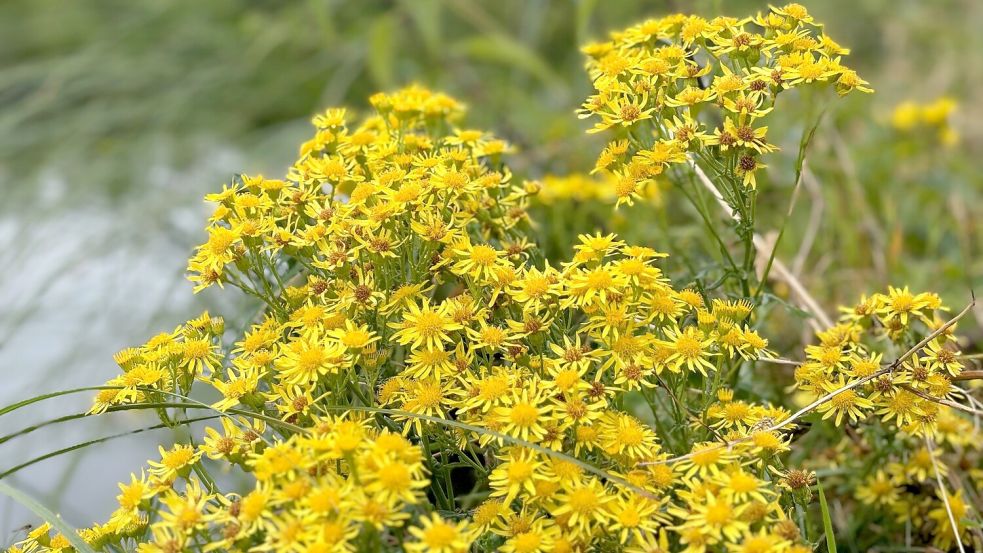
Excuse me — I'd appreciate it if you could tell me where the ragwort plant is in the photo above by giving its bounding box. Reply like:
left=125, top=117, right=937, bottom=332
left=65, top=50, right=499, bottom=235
left=4, top=4, right=982, bottom=553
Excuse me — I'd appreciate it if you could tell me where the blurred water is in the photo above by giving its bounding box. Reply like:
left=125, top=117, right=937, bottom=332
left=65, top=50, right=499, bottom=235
left=0, top=149, right=249, bottom=540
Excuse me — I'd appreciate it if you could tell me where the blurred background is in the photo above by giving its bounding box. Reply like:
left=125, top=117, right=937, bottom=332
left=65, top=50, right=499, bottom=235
left=1, top=0, right=981, bottom=540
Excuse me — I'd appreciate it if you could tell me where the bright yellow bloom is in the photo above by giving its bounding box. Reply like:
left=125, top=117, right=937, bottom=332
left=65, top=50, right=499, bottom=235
left=390, top=299, right=463, bottom=350
left=406, top=514, right=475, bottom=553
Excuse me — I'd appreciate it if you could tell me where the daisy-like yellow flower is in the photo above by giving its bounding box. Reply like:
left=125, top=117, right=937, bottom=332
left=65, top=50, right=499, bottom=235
left=326, top=319, right=379, bottom=350
left=468, top=320, right=520, bottom=352
left=489, top=447, right=547, bottom=504
left=679, top=491, right=748, bottom=544
left=395, top=378, right=452, bottom=435
left=874, top=285, right=935, bottom=327
left=599, top=411, right=660, bottom=461
left=549, top=477, right=614, bottom=538
left=921, top=338, right=963, bottom=377
left=148, top=444, right=201, bottom=483
left=453, top=242, right=503, bottom=282
left=492, top=383, right=555, bottom=443
left=209, top=366, right=262, bottom=411
left=677, top=442, right=737, bottom=479
left=609, top=493, right=667, bottom=544
left=275, top=334, right=349, bottom=386
left=663, top=326, right=717, bottom=375
left=406, top=513, right=475, bottom=553
left=498, top=515, right=558, bottom=553
left=390, top=299, right=463, bottom=350
left=509, top=266, right=560, bottom=310
left=816, top=376, right=873, bottom=425
left=362, top=454, right=429, bottom=504
left=855, top=470, right=900, bottom=507
left=564, top=265, right=627, bottom=308
left=404, top=345, right=455, bottom=380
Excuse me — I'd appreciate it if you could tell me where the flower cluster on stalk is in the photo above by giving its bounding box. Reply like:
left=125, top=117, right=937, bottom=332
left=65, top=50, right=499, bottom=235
left=579, top=3, right=871, bottom=205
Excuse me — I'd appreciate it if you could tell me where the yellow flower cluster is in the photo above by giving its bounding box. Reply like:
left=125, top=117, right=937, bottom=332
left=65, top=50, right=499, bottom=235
left=8, top=8, right=977, bottom=550
left=11, top=85, right=821, bottom=553
left=890, top=97, right=959, bottom=146
left=90, top=313, right=224, bottom=414
left=793, top=286, right=962, bottom=433
left=579, top=3, right=871, bottom=204
left=791, top=287, right=983, bottom=549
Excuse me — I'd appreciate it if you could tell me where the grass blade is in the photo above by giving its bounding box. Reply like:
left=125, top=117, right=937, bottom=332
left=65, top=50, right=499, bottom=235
left=0, top=415, right=219, bottom=480
left=0, top=480, right=96, bottom=553
left=817, top=478, right=838, bottom=553
left=0, top=385, right=304, bottom=437
left=0, top=387, right=104, bottom=417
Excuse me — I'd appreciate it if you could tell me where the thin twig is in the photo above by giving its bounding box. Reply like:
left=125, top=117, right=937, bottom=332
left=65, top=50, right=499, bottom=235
left=925, top=438, right=966, bottom=553
left=756, top=357, right=803, bottom=366
left=900, top=384, right=983, bottom=416
left=952, top=389, right=983, bottom=432
left=952, top=370, right=983, bottom=381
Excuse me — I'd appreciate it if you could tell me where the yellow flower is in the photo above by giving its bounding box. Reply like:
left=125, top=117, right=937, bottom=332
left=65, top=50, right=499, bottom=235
left=855, top=470, right=900, bottom=507
left=663, top=326, right=717, bottom=375
left=564, top=266, right=627, bottom=308
left=599, top=411, right=661, bottom=461
left=679, top=491, right=748, bottom=543
left=549, top=477, right=613, bottom=539
left=468, top=321, right=520, bottom=352
left=492, top=383, right=554, bottom=443
left=275, top=335, right=349, bottom=386
left=406, top=514, right=475, bottom=553
left=148, top=444, right=201, bottom=483
left=363, top=455, right=429, bottom=504
left=588, top=93, right=657, bottom=133
left=816, top=376, right=873, bottom=425
left=610, top=493, right=666, bottom=544
left=453, top=242, right=503, bottom=282
left=397, top=378, right=451, bottom=435
left=209, top=367, right=261, bottom=411
left=874, top=285, right=935, bottom=327
left=509, top=267, right=560, bottom=310
left=489, top=447, right=547, bottom=504
left=326, top=319, right=379, bottom=350
left=390, top=299, right=463, bottom=350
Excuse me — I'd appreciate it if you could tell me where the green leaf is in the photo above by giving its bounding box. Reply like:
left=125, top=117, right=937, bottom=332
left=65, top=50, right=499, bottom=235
left=818, top=478, right=838, bottom=553
left=0, top=480, right=96, bottom=553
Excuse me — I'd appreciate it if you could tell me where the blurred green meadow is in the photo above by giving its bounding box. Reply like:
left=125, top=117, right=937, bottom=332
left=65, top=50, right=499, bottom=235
left=1, top=0, right=982, bottom=539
